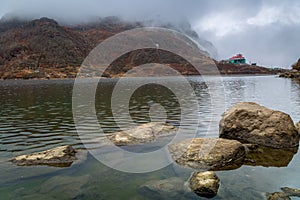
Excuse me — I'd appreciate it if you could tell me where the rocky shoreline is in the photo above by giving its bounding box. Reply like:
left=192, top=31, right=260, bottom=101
left=0, top=67, right=280, bottom=80
left=279, top=58, right=300, bottom=79
left=11, top=102, right=300, bottom=199
left=0, top=73, right=280, bottom=82
left=279, top=70, right=300, bottom=79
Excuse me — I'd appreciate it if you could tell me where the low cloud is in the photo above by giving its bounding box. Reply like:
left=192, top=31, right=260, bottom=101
left=1, top=0, right=300, bottom=68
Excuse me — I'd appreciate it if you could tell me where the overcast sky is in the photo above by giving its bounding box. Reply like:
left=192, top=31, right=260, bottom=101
left=1, top=0, right=300, bottom=68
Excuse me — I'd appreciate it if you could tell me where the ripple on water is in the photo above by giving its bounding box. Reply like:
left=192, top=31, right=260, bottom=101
left=1, top=77, right=300, bottom=199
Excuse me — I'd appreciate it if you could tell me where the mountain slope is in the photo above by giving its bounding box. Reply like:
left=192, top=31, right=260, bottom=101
left=0, top=18, right=92, bottom=78
left=0, top=17, right=277, bottom=79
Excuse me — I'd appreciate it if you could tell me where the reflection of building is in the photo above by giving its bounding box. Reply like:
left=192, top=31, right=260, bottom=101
left=228, top=54, right=246, bottom=64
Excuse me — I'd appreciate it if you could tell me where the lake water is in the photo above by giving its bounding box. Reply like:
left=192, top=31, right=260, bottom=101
left=1, top=75, right=300, bottom=199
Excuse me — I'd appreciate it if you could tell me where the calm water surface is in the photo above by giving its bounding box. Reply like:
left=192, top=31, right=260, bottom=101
left=0, top=75, right=300, bottom=199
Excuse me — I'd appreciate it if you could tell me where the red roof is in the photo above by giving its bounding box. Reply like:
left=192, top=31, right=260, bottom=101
left=229, top=54, right=245, bottom=60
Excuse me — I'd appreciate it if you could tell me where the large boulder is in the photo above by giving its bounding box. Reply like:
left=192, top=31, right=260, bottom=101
left=168, top=138, right=246, bottom=170
left=219, top=102, right=299, bottom=148
left=11, top=145, right=76, bottom=167
left=189, top=171, right=220, bottom=198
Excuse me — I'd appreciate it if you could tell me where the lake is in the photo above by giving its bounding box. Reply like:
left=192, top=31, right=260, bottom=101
left=1, top=75, right=300, bottom=199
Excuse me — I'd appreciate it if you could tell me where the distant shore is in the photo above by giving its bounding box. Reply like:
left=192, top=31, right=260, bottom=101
left=0, top=73, right=280, bottom=82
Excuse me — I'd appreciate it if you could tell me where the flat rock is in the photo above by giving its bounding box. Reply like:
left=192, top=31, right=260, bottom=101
left=11, top=145, right=76, bottom=167
left=107, top=122, right=177, bottom=146
left=168, top=138, right=246, bottom=170
left=189, top=171, right=220, bottom=198
left=220, top=102, right=299, bottom=148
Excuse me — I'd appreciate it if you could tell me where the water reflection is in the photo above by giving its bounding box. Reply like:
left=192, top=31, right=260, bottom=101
left=290, top=79, right=300, bottom=115
left=244, top=145, right=298, bottom=167
left=0, top=80, right=79, bottom=156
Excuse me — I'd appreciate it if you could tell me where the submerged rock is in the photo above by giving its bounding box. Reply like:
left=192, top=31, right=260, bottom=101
left=11, top=145, right=76, bottom=167
left=107, top=122, right=176, bottom=146
left=244, top=144, right=298, bottom=167
left=40, top=175, right=89, bottom=199
left=189, top=171, right=220, bottom=198
left=168, top=138, right=246, bottom=170
left=138, top=177, right=192, bottom=200
left=219, top=102, right=299, bottom=148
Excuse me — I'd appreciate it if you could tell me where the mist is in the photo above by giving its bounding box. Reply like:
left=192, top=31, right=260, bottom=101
left=1, top=0, right=300, bottom=68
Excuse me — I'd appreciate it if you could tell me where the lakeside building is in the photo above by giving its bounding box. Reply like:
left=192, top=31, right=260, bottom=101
left=228, top=54, right=246, bottom=64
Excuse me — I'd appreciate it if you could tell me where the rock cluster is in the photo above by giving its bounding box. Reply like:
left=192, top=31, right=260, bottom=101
left=167, top=102, right=299, bottom=198
left=279, top=58, right=300, bottom=79
left=279, top=70, right=300, bottom=79
left=11, top=102, right=300, bottom=199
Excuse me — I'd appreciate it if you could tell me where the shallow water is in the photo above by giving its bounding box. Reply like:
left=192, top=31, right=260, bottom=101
left=0, top=76, right=300, bottom=199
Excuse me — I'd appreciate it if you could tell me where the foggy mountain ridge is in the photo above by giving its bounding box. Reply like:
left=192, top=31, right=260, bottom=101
left=0, top=0, right=300, bottom=68
left=0, top=16, right=285, bottom=79
left=0, top=14, right=218, bottom=57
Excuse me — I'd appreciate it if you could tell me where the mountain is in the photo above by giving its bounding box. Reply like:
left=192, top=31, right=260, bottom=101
left=0, top=17, right=110, bottom=79
left=0, top=17, right=277, bottom=79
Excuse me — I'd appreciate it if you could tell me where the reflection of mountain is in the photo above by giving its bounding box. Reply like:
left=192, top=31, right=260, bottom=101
left=0, top=17, right=278, bottom=79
